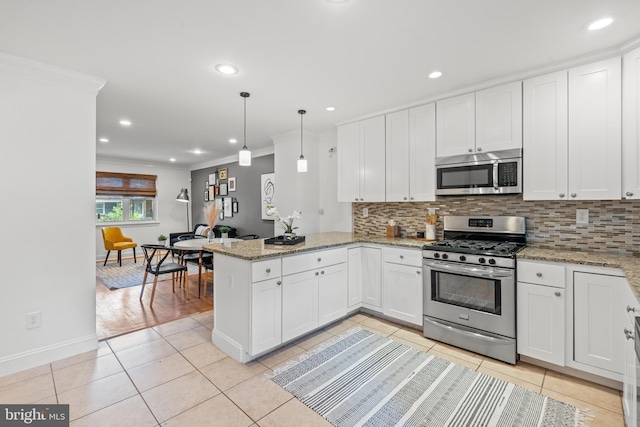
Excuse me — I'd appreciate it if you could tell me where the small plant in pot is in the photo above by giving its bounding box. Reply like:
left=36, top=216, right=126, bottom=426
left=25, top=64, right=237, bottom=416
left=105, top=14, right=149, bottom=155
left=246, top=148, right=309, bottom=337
left=157, top=234, right=168, bottom=246
left=219, top=226, right=231, bottom=239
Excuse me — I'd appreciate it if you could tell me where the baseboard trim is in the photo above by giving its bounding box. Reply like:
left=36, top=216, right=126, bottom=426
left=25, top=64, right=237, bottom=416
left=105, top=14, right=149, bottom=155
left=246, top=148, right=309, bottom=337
left=0, top=334, right=98, bottom=377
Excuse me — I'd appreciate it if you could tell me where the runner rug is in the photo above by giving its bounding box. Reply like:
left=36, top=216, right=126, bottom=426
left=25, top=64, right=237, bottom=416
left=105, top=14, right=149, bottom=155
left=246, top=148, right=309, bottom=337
left=271, top=328, right=588, bottom=427
left=96, top=261, right=201, bottom=290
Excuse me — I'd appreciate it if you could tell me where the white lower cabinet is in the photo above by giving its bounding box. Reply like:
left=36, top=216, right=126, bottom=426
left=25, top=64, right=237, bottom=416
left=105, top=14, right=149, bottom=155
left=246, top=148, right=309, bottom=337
left=382, top=248, right=422, bottom=326
left=251, top=277, right=282, bottom=355
left=573, top=272, right=628, bottom=374
left=347, top=247, right=363, bottom=308
left=282, top=270, right=319, bottom=342
left=623, top=292, right=640, bottom=427
left=318, top=263, right=348, bottom=326
left=362, top=247, right=383, bottom=309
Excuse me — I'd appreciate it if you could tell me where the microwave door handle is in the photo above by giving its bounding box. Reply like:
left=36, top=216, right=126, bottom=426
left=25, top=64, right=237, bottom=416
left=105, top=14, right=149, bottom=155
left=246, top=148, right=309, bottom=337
left=424, top=260, right=513, bottom=279
left=493, top=163, right=499, bottom=191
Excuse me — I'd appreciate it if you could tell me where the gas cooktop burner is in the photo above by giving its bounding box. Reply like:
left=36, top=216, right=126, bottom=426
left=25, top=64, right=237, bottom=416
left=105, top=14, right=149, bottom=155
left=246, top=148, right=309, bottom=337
left=429, top=239, right=524, bottom=256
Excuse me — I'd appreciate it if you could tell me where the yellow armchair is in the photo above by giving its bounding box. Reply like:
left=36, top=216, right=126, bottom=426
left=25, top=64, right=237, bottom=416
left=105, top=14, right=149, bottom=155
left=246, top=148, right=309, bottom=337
left=101, top=227, right=138, bottom=266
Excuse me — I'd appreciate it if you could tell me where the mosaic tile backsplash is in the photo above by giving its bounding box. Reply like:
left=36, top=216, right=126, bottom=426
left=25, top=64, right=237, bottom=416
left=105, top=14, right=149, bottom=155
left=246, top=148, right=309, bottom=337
left=352, top=195, right=640, bottom=255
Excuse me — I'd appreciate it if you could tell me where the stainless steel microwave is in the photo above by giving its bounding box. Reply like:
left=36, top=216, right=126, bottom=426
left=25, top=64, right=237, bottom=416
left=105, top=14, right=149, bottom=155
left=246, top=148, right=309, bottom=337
left=435, top=149, right=522, bottom=196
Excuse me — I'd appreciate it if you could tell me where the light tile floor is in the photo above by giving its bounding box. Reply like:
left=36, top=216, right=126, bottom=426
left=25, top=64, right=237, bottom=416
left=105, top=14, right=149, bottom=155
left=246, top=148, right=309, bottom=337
left=0, top=310, right=625, bottom=426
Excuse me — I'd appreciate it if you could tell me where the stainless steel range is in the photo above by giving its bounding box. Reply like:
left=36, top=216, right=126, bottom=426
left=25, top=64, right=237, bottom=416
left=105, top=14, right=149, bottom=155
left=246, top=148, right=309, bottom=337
left=422, top=216, right=526, bottom=365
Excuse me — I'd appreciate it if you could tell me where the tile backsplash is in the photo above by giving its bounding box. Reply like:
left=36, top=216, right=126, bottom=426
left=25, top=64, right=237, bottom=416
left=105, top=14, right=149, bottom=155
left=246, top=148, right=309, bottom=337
left=352, top=195, right=640, bottom=255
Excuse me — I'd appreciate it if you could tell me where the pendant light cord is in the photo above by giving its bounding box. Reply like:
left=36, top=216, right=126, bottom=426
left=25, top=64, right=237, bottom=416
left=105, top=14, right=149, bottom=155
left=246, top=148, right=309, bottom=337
left=298, top=109, right=306, bottom=158
left=243, top=95, right=247, bottom=150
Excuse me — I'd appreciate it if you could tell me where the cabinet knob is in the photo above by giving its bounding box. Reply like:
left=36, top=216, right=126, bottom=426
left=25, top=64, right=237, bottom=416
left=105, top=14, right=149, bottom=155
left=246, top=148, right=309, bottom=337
left=403, top=197, right=407, bottom=200
left=317, top=257, right=321, bottom=262
left=410, top=197, right=414, bottom=200
left=360, top=198, right=364, bottom=201
left=536, top=272, right=542, bottom=277
left=355, top=198, right=358, bottom=201
left=571, top=193, right=577, bottom=198
left=554, top=291, right=561, bottom=297
left=315, top=271, right=319, bottom=276
left=468, top=148, right=473, bottom=153
left=277, top=280, right=281, bottom=286
left=321, top=271, right=325, bottom=275
left=627, top=305, right=636, bottom=313
left=417, top=270, right=421, bottom=275
left=559, top=193, right=565, bottom=198
left=624, top=327, right=635, bottom=340
left=400, top=255, right=404, bottom=259
left=266, top=268, right=271, bottom=273
left=477, top=147, right=482, bottom=152
left=626, top=191, right=634, bottom=197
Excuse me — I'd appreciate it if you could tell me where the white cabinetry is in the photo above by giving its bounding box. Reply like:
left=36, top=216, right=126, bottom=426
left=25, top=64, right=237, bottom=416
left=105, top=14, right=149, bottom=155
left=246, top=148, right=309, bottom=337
left=574, top=271, right=628, bottom=374
left=382, top=247, right=423, bottom=326
left=337, top=115, right=386, bottom=202
left=623, top=289, right=639, bottom=427
left=347, top=247, right=363, bottom=308
left=524, top=58, right=622, bottom=200
left=251, top=277, right=282, bottom=355
left=623, top=45, right=640, bottom=200
left=281, top=270, right=318, bottom=342
left=516, top=260, right=565, bottom=366
left=568, top=58, right=622, bottom=200
left=348, top=246, right=382, bottom=310
left=436, top=82, right=522, bottom=157
left=385, top=103, right=436, bottom=202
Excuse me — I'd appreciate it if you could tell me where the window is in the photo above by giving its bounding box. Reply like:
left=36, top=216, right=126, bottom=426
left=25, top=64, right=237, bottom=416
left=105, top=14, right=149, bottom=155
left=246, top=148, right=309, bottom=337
left=96, top=172, right=157, bottom=224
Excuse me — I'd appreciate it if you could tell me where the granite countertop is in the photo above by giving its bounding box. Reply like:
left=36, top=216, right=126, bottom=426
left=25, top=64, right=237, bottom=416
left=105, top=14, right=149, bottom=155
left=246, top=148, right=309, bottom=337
left=518, top=247, right=640, bottom=298
left=202, top=231, right=429, bottom=261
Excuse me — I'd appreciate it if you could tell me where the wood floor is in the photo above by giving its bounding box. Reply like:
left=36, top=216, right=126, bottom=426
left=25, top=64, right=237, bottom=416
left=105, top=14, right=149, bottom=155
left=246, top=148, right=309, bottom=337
left=96, top=262, right=214, bottom=340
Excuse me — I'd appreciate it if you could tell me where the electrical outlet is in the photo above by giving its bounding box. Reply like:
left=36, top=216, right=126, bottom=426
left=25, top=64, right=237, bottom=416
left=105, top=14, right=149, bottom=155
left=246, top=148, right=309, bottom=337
left=576, top=208, right=589, bottom=224
left=362, top=207, right=368, bottom=218
left=26, top=311, right=41, bottom=329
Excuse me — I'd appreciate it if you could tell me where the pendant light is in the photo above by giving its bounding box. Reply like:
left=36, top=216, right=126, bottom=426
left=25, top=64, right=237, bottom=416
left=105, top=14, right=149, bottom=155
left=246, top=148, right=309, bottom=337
left=238, top=92, right=251, bottom=166
left=297, top=109, right=307, bottom=173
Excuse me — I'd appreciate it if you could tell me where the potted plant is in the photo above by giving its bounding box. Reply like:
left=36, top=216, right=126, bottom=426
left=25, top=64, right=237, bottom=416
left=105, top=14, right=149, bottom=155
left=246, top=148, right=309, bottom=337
left=219, top=226, right=230, bottom=239
left=157, top=234, right=168, bottom=246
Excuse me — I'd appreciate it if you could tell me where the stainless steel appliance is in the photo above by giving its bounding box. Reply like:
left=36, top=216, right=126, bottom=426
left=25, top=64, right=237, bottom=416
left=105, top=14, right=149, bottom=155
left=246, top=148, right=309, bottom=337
left=435, top=148, right=521, bottom=196
left=423, top=216, right=526, bottom=364
left=635, top=317, right=640, bottom=427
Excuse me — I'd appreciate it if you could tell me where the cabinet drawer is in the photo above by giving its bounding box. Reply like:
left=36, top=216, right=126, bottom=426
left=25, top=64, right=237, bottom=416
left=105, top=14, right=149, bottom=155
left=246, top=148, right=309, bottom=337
left=282, top=248, right=347, bottom=276
left=517, top=260, right=565, bottom=288
left=252, top=258, right=282, bottom=283
left=383, top=247, right=422, bottom=267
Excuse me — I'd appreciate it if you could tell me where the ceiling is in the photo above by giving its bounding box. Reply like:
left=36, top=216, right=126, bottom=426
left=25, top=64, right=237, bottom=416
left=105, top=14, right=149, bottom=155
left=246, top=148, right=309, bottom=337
left=1, top=0, right=639, bottom=169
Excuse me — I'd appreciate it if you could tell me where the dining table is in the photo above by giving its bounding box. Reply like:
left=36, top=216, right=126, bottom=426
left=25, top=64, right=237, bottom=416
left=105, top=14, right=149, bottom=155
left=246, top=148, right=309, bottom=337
left=173, top=237, right=242, bottom=296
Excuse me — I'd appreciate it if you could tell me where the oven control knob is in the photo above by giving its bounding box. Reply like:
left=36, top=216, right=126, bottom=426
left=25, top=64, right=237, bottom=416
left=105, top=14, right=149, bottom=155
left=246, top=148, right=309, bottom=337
left=459, top=255, right=466, bottom=261
left=488, top=258, right=496, bottom=265
left=441, top=254, right=449, bottom=260
left=478, top=257, right=486, bottom=264
left=433, top=253, right=440, bottom=259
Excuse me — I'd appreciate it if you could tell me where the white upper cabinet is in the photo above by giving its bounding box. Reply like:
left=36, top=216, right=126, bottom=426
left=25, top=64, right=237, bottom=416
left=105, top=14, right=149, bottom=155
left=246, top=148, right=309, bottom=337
left=523, top=70, right=569, bottom=200
left=337, top=115, right=386, bottom=202
left=623, top=45, right=640, bottom=199
left=476, top=81, right=523, bottom=153
left=568, top=57, right=621, bottom=200
left=436, top=93, right=475, bottom=157
left=385, top=103, right=436, bottom=202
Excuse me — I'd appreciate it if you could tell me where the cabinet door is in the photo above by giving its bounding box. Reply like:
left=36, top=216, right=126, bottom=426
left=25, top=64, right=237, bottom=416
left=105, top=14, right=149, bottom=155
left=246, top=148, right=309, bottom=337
left=251, top=278, right=282, bottom=355
left=476, top=81, right=523, bottom=153
left=574, top=272, right=627, bottom=373
left=282, top=270, right=319, bottom=342
left=337, top=121, right=361, bottom=202
left=347, top=247, right=362, bottom=308
left=385, top=110, right=410, bottom=202
left=523, top=71, right=569, bottom=201
left=383, top=262, right=423, bottom=326
left=517, top=282, right=565, bottom=366
left=436, top=93, right=475, bottom=157
left=362, top=247, right=382, bottom=308
left=623, top=46, right=640, bottom=200
left=409, top=103, right=436, bottom=201
left=568, top=58, right=622, bottom=200
left=318, top=263, right=348, bottom=326
left=623, top=296, right=640, bottom=426
left=360, top=115, right=386, bottom=202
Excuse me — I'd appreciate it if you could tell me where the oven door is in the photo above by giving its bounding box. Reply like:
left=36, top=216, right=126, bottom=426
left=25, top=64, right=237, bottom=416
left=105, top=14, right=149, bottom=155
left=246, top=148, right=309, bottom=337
left=423, top=259, right=515, bottom=338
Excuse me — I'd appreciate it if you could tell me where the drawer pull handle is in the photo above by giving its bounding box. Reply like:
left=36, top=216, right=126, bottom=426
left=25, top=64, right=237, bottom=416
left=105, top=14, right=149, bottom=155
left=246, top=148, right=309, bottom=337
left=554, top=291, right=561, bottom=297
left=266, top=268, right=271, bottom=273
left=277, top=280, right=281, bottom=286
left=536, top=272, right=542, bottom=277
left=627, top=305, right=636, bottom=313
left=624, top=328, right=635, bottom=340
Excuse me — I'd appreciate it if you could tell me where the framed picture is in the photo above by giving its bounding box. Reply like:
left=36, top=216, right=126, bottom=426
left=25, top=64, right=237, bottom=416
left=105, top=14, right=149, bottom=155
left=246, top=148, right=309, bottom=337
left=204, top=189, right=209, bottom=201
left=208, top=185, right=215, bottom=200
left=219, top=183, right=228, bottom=196
left=215, top=197, right=223, bottom=210
left=261, top=173, right=275, bottom=220
left=218, top=168, right=228, bottom=180
left=205, top=180, right=209, bottom=188
left=228, top=177, right=236, bottom=192
left=208, top=173, right=217, bottom=185
left=232, top=199, right=238, bottom=213
left=223, top=197, right=233, bottom=218
left=219, top=211, right=224, bottom=220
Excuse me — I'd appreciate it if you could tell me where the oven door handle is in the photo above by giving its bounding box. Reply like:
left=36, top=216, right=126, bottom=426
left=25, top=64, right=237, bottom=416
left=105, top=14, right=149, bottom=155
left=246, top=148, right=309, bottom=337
left=423, top=260, right=514, bottom=279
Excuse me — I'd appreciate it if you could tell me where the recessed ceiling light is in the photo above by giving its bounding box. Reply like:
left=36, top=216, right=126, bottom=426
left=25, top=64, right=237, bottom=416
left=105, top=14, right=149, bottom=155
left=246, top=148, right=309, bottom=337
left=215, top=64, right=239, bottom=75
left=429, top=71, right=443, bottom=79
left=192, top=149, right=203, bottom=155
left=229, top=138, right=237, bottom=144
left=119, top=119, right=132, bottom=126
left=169, top=158, right=176, bottom=162
left=326, top=107, right=336, bottom=111
left=98, top=138, right=109, bottom=143
left=588, top=17, right=613, bottom=31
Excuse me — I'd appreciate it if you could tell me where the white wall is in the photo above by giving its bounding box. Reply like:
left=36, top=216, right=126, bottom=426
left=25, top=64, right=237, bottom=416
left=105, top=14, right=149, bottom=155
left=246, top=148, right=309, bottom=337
left=95, top=160, right=191, bottom=262
left=0, top=52, right=105, bottom=376
left=317, top=129, right=353, bottom=232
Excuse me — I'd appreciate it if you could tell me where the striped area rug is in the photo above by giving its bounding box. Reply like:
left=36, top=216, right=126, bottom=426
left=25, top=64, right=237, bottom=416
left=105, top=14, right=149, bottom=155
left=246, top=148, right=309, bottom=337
left=271, top=328, right=587, bottom=427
